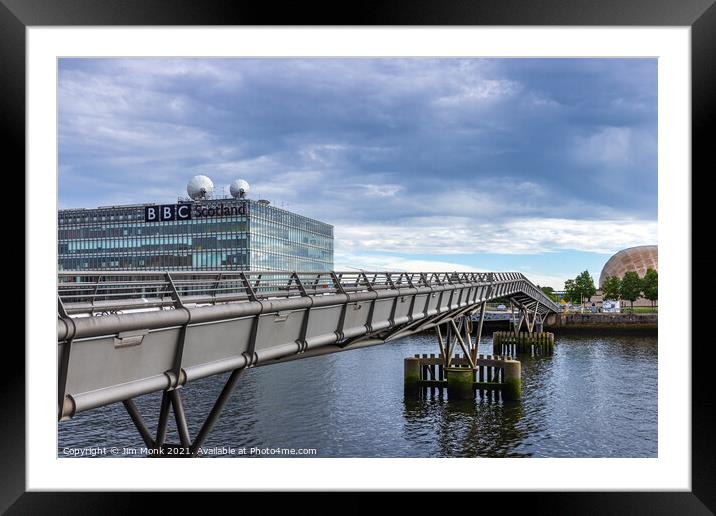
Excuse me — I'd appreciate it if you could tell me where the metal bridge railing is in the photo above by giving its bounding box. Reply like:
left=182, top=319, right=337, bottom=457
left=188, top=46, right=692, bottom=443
left=58, top=270, right=553, bottom=316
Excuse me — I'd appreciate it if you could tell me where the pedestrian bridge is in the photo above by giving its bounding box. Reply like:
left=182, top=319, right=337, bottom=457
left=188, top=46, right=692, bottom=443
left=58, top=270, right=559, bottom=455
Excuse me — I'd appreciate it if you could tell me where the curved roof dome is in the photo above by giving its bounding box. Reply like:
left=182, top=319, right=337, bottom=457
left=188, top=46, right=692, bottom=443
left=599, top=245, right=658, bottom=288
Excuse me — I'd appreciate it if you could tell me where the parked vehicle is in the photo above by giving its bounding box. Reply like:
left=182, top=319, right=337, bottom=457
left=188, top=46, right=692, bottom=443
left=602, top=300, right=621, bottom=313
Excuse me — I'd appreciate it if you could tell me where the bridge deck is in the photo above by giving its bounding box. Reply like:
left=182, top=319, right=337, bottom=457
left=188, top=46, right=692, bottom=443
left=57, top=270, right=559, bottom=420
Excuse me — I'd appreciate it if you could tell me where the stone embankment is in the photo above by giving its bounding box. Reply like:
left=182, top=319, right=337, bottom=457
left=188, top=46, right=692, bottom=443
left=544, top=313, right=657, bottom=332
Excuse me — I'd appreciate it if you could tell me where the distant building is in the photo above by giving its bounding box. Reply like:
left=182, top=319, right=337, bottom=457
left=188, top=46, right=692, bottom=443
left=58, top=176, right=334, bottom=272
left=597, top=245, right=658, bottom=308
left=553, top=246, right=658, bottom=310
left=598, top=245, right=658, bottom=288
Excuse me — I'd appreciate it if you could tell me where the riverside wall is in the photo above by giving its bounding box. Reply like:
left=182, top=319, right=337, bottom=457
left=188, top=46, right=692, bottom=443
left=544, top=313, right=657, bottom=333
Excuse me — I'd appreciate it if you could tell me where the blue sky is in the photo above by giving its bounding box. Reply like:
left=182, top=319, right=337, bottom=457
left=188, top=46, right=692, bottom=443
left=58, top=58, right=657, bottom=289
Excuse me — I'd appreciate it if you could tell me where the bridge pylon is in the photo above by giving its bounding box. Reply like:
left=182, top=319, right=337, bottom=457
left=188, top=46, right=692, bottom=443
left=404, top=306, right=523, bottom=401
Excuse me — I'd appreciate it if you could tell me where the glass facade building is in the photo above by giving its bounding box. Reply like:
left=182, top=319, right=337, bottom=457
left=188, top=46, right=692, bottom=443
left=58, top=198, right=333, bottom=272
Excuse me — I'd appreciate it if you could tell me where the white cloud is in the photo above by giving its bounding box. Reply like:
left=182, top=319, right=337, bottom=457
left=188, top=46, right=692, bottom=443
left=574, top=127, right=633, bottom=167
left=436, top=79, right=519, bottom=106
left=518, top=272, right=573, bottom=290
left=529, top=95, right=561, bottom=109
left=360, top=184, right=404, bottom=197
left=335, top=252, right=479, bottom=273
left=300, top=144, right=349, bottom=166
left=252, top=170, right=326, bottom=199
left=199, top=155, right=280, bottom=179
left=335, top=251, right=576, bottom=289
left=335, top=217, right=657, bottom=256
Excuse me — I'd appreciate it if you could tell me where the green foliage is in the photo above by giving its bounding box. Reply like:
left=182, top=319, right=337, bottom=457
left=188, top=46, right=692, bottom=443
left=620, top=271, right=643, bottom=310
left=563, top=270, right=597, bottom=310
left=601, top=275, right=622, bottom=300
left=540, top=285, right=559, bottom=302
left=642, top=268, right=658, bottom=307
left=563, top=279, right=578, bottom=303
left=575, top=270, right=597, bottom=302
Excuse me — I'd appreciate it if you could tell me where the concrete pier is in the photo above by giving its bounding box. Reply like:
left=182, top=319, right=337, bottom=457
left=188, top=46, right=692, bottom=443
left=446, top=367, right=474, bottom=400
left=404, top=353, right=522, bottom=402
left=502, top=360, right=522, bottom=401
left=404, top=357, right=421, bottom=394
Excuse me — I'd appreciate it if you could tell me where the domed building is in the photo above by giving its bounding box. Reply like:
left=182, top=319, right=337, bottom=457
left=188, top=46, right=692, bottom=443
left=599, top=245, right=658, bottom=288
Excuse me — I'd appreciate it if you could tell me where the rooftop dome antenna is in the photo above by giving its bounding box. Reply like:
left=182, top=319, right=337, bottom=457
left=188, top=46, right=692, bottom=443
left=187, top=175, right=214, bottom=200
left=230, top=179, right=250, bottom=199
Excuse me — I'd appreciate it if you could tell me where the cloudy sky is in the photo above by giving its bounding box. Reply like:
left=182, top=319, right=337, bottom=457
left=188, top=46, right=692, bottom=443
left=58, top=58, right=657, bottom=288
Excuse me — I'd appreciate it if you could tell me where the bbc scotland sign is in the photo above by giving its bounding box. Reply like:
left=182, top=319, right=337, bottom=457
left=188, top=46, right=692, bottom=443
left=145, top=202, right=247, bottom=223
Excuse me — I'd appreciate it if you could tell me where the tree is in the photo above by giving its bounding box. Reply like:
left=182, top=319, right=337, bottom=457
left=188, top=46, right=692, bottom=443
left=602, top=275, right=621, bottom=300
left=540, top=285, right=559, bottom=302
left=575, top=270, right=597, bottom=303
left=620, top=271, right=643, bottom=311
left=568, top=270, right=597, bottom=312
left=642, top=268, right=658, bottom=309
left=563, top=279, right=579, bottom=304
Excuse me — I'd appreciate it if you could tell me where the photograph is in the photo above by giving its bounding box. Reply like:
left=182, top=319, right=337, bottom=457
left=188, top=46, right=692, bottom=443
left=7, top=6, right=709, bottom=509
left=56, top=57, right=659, bottom=460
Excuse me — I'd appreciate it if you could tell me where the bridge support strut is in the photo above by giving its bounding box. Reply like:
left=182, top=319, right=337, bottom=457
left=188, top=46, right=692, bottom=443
left=190, top=368, right=243, bottom=456
left=433, top=311, right=486, bottom=374
left=120, top=368, right=244, bottom=457
left=122, top=398, right=155, bottom=449
left=170, top=388, right=192, bottom=448
left=472, top=301, right=487, bottom=361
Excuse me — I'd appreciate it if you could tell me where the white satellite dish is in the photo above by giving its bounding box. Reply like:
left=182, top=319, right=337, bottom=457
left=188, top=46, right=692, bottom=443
left=187, top=175, right=214, bottom=200
left=230, top=179, right=250, bottom=199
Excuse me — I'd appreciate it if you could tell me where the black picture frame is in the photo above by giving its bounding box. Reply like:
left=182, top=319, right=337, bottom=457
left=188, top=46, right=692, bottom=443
left=5, top=0, right=711, bottom=512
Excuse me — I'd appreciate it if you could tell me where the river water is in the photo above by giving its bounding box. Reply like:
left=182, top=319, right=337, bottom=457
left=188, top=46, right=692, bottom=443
left=58, top=332, right=657, bottom=458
